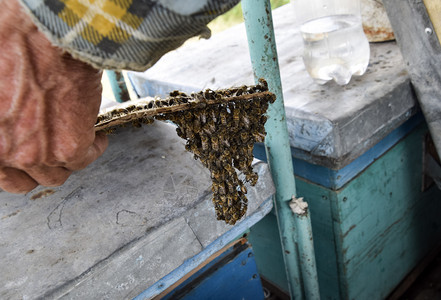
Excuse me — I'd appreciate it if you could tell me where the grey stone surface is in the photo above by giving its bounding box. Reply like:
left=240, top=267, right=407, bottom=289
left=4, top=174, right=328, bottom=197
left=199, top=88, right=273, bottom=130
left=129, top=3, right=418, bottom=169
left=0, top=121, right=274, bottom=299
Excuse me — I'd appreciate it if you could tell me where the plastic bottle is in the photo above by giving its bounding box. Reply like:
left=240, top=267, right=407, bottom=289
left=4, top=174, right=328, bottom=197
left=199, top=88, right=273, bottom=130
left=292, top=0, right=370, bottom=85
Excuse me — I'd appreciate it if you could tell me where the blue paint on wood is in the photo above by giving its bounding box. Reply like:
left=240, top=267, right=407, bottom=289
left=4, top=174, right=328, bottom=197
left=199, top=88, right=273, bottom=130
left=134, top=198, right=273, bottom=299
left=161, top=242, right=264, bottom=300
left=254, top=113, right=424, bottom=190
left=250, top=123, right=441, bottom=299
left=331, top=124, right=441, bottom=299
left=126, top=73, right=200, bottom=98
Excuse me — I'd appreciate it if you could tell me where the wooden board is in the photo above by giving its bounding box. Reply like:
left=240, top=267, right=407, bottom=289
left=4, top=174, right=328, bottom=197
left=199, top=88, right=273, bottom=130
left=383, top=0, right=441, bottom=160
left=128, top=4, right=418, bottom=171
left=0, top=121, right=275, bottom=299
left=253, top=113, right=424, bottom=190
left=249, top=123, right=441, bottom=299
left=159, top=240, right=264, bottom=300
left=152, top=238, right=248, bottom=299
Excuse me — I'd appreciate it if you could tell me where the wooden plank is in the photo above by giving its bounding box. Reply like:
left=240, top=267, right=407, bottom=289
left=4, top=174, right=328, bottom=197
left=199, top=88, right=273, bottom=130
left=134, top=195, right=274, bottom=299
left=129, top=4, right=418, bottom=171
left=0, top=121, right=275, bottom=299
left=383, top=0, right=441, bottom=159
left=249, top=178, right=342, bottom=299
left=333, top=124, right=441, bottom=299
left=250, top=124, right=441, bottom=300
left=161, top=242, right=264, bottom=300
left=152, top=238, right=247, bottom=299
left=387, top=241, right=441, bottom=300
left=253, top=113, right=424, bottom=190
left=423, top=0, right=441, bottom=45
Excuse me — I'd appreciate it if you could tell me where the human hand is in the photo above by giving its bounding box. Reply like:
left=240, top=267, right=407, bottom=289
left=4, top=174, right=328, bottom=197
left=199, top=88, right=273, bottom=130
left=0, top=0, right=108, bottom=193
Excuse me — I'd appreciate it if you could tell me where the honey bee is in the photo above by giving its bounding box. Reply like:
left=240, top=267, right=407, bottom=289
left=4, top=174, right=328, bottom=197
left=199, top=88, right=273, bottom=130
left=185, top=128, right=195, bottom=140
left=96, top=115, right=106, bottom=124
left=126, top=105, right=136, bottom=112
left=169, top=90, right=180, bottom=97
left=240, top=131, right=249, bottom=143
left=246, top=142, right=254, bottom=154
left=204, top=89, right=216, bottom=100
left=176, top=127, right=186, bottom=138
left=235, top=85, right=247, bottom=97
left=222, top=206, right=230, bottom=216
left=242, top=114, right=250, bottom=129
left=240, top=184, right=247, bottom=194
left=208, top=152, right=217, bottom=164
left=246, top=173, right=258, bottom=186
left=211, top=136, right=219, bottom=152
left=211, top=170, right=221, bottom=182
left=233, top=108, right=240, bottom=127
left=219, top=110, right=228, bottom=126
left=238, top=160, right=249, bottom=171
left=203, top=120, right=216, bottom=135
left=201, top=135, right=209, bottom=151
left=214, top=93, right=223, bottom=101
left=184, top=111, right=193, bottom=121
left=193, top=118, right=202, bottom=133
left=212, top=183, right=220, bottom=194
left=232, top=212, right=241, bottom=222
left=112, top=108, right=128, bottom=117
left=132, top=120, right=142, bottom=128
left=227, top=196, right=234, bottom=207
left=219, top=194, right=227, bottom=205
left=226, top=182, right=235, bottom=194
left=209, top=109, right=217, bottom=123
left=223, top=163, right=235, bottom=175
left=252, top=131, right=266, bottom=143
left=200, top=112, right=207, bottom=124
left=151, top=100, right=159, bottom=108
left=218, top=182, right=226, bottom=195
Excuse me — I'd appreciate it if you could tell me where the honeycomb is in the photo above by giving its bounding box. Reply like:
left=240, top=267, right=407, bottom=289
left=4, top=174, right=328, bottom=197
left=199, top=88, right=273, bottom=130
left=95, top=79, right=275, bottom=225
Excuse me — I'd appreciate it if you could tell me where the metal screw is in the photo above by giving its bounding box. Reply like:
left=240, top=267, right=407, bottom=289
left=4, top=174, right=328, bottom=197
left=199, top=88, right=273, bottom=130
left=425, top=27, right=433, bottom=35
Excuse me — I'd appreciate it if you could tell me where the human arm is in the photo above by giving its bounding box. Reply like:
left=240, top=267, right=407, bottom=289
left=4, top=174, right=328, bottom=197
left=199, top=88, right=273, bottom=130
left=0, top=0, right=108, bottom=193
left=0, top=0, right=239, bottom=194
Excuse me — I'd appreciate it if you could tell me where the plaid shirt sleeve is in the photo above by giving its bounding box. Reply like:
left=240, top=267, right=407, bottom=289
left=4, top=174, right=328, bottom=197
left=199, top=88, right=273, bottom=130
left=19, top=0, right=240, bottom=71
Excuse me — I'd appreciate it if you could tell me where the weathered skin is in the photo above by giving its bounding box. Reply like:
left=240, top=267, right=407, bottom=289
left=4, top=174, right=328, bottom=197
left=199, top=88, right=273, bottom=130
left=0, top=0, right=108, bottom=193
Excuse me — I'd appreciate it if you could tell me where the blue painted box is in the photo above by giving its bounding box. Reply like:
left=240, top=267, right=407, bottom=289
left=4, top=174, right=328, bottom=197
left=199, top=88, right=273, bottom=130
left=158, top=240, right=265, bottom=300
left=250, top=118, right=441, bottom=299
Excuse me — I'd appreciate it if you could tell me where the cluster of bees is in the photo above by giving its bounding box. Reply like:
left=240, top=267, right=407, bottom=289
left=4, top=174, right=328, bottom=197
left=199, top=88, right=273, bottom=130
left=96, top=79, right=275, bottom=225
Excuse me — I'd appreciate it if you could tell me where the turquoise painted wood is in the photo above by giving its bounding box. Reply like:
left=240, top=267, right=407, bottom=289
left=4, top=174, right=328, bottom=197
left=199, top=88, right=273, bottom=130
left=249, top=122, right=441, bottom=299
left=105, top=70, right=130, bottom=103
left=253, top=113, right=424, bottom=190
left=241, top=0, right=320, bottom=299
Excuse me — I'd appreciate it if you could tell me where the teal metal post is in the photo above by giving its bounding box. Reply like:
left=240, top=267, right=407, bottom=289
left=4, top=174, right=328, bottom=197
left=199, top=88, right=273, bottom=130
left=105, top=70, right=130, bottom=103
left=241, top=1, right=320, bottom=299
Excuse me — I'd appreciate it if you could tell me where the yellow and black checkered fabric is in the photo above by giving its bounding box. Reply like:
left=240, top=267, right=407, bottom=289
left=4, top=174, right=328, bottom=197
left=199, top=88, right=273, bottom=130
left=20, top=0, right=240, bottom=71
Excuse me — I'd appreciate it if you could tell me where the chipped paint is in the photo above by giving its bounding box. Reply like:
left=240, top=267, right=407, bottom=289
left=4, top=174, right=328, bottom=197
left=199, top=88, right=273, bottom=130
left=289, top=196, right=309, bottom=216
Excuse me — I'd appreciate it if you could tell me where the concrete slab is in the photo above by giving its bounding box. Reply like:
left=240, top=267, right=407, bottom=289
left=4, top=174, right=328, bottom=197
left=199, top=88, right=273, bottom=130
left=128, top=3, right=418, bottom=169
left=0, top=121, right=274, bottom=299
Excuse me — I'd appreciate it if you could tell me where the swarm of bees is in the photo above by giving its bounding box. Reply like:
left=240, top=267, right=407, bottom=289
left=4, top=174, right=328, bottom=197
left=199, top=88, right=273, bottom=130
left=95, top=79, right=275, bottom=225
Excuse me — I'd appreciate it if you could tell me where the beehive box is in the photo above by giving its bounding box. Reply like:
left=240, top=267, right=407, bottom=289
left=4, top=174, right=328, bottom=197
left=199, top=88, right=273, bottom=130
left=127, top=4, right=441, bottom=298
